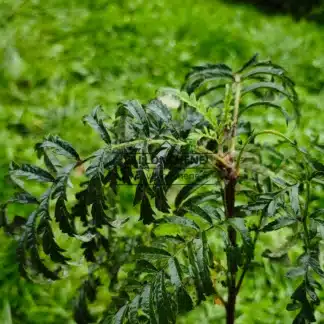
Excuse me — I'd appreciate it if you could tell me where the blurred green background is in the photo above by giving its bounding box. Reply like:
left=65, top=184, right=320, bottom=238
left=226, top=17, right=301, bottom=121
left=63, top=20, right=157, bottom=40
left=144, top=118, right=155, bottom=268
left=1, top=0, right=324, bottom=323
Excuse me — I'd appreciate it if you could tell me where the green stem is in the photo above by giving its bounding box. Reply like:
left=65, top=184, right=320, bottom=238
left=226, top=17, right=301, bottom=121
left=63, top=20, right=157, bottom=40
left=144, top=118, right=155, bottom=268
left=230, top=75, right=241, bottom=155
left=81, top=137, right=232, bottom=171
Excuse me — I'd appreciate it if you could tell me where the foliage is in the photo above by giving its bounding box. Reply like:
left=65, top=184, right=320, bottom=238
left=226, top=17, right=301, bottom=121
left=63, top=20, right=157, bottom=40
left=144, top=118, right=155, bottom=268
left=2, top=1, right=324, bottom=323
left=2, top=55, right=324, bottom=324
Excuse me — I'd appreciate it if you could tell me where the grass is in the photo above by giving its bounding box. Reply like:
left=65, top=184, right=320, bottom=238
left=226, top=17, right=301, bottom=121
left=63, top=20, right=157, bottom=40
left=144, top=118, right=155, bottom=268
left=0, top=0, right=324, bottom=323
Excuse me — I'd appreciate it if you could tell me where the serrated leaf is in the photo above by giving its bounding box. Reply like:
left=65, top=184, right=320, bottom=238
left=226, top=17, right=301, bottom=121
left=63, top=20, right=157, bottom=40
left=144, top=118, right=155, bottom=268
left=83, top=106, right=111, bottom=144
left=119, top=100, right=150, bottom=137
left=236, top=53, right=258, bottom=73
left=35, top=143, right=60, bottom=174
left=290, top=184, right=301, bottom=217
left=91, top=199, right=111, bottom=228
left=168, top=257, right=182, bottom=288
left=174, top=170, right=212, bottom=208
left=228, top=218, right=252, bottom=247
left=74, top=232, right=96, bottom=243
left=86, top=148, right=107, bottom=180
left=154, top=272, right=175, bottom=324
left=140, top=285, right=154, bottom=321
left=286, top=267, right=306, bottom=278
left=128, top=295, right=140, bottom=324
left=306, top=285, right=319, bottom=304
left=187, top=235, right=214, bottom=303
left=239, top=101, right=291, bottom=125
left=25, top=211, right=60, bottom=280
left=166, top=216, right=200, bottom=231
left=135, top=260, right=158, bottom=273
left=52, top=163, right=76, bottom=200
left=262, top=216, right=297, bottom=232
left=177, top=287, right=193, bottom=313
left=55, top=197, right=75, bottom=236
left=136, top=246, right=171, bottom=257
left=139, top=194, right=156, bottom=225
left=309, top=209, right=324, bottom=219
left=287, top=302, right=301, bottom=311
left=313, top=219, right=324, bottom=239
left=39, top=135, right=80, bottom=160
left=308, top=257, right=324, bottom=278
left=241, top=66, right=285, bottom=80
left=114, top=304, right=128, bottom=324
left=262, top=249, right=290, bottom=264
left=184, top=64, right=233, bottom=93
left=266, top=199, right=278, bottom=217
left=42, top=221, right=70, bottom=263
left=241, top=82, right=294, bottom=101
left=147, top=99, right=171, bottom=123
left=73, top=276, right=99, bottom=324
left=9, top=162, right=55, bottom=183
left=179, top=191, right=220, bottom=206
left=182, top=204, right=214, bottom=224
left=9, top=191, right=39, bottom=205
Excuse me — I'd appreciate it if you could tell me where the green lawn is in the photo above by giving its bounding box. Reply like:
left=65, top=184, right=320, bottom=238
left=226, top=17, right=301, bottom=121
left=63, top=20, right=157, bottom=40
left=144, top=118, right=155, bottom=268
left=0, top=0, right=324, bottom=323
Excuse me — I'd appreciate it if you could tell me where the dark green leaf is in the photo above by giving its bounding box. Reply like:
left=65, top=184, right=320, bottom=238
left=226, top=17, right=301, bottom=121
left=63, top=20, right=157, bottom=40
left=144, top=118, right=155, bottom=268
left=174, top=170, right=212, bottom=208
left=154, top=272, right=175, bottom=324
left=119, top=100, right=150, bottom=137
left=86, top=148, right=107, bottom=180
left=166, top=216, right=200, bottom=231
left=239, top=101, right=291, bottom=125
left=308, top=257, right=324, bottom=278
left=286, top=267, right=306, bottom=278
left=266, top=199, right=278, bottom=217
left=241, top=82, right=294, bottom=101
left=309, top=209, right=324, bottom=219
left=0, top=205, right=8, bottom=228
left=135, top=260, right=158, bottom=273
left=128, top=295, right=140, bottom=324
left=9, top=162, right=55, bottom=183
left=262, top=216, right=297, bottom=232
left=181, top=204, right=214, bottom=224
left=52, top=163, right=76, bottom=200
left=114, top=305, right=128, bottom=324
left=168, top=257, right=182, bottom=288
left=147, top=99, right=171, bottom=123
left=187, top=235, right=214, bottom=303
left=39, top=135, right=80, bottom=160
left=35, top=143, right=60, bottom=174
left=136, top=246, right=171, bottom=257
left=228, top=218, right=252, bottom=250
left=184, top=64, right=233, bottom=93
left=140, top=285, right=154, bottom=322
left=241, top=66, right=285, bottom=80
left=83, top=106, right=111, bottom=144
left=286, top=302, right=301, bottom=311
left=9, top=191, right=39, bottom=205
left=139, top=194, right=155, bottom=225
left=25, top=211, right=60, bottom=280
left=55, top=197, right=75, bottom=236
left=290, top=184, right=301, bottom=217
left=42, top=221, right=70, bottom=263
left=236, top=53, right=258, bottom=73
